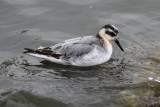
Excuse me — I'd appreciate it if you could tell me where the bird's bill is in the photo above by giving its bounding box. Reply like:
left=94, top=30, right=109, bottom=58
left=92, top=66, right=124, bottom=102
left=115, top=39, right=124, bottom=52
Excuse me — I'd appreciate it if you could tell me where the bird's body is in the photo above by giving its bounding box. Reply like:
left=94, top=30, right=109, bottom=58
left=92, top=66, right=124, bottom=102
left=24, top=24, right=124, bottom=67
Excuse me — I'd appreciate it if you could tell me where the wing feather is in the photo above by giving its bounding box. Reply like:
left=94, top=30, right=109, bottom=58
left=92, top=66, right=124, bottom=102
left=50, top=36, right=98, bottom=60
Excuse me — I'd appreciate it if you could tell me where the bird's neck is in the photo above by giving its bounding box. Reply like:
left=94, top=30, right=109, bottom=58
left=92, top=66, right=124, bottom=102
left=96, top=34, right=111, bottom=46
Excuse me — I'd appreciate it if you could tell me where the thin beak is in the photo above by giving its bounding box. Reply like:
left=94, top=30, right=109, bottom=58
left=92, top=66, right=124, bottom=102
left=115, top=39, right=124, bottom=52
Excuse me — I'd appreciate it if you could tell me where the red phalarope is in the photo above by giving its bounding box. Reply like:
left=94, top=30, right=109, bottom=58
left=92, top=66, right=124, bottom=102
left=23, top=24, right=124, bottom=67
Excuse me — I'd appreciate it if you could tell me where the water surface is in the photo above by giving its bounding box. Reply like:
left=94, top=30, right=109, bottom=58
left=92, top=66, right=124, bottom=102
left=0, top=0, right=160, bottom=107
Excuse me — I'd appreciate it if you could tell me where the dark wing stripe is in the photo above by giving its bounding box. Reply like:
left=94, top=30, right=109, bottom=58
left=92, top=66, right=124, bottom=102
left=35, top=48, right=63, bottom=59
left=24, top=48, right=63, bottom=59
left=23, top=48, right=35, bottom=53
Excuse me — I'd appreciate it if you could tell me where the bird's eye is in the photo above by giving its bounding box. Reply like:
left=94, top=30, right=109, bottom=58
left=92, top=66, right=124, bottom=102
left=110, top=32, right=116, bottom=37
left=105, top=30, right=109, bottom=34
left=105, top=30, right=116, bottom=37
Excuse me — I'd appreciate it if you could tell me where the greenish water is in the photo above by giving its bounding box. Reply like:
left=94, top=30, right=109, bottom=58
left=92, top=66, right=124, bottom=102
left=0, top=0, right=160, bottom=107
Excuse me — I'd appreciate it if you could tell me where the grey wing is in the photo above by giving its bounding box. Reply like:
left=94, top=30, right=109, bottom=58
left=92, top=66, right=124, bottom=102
left=50, top=36, right=97, bottom=59
left=63, top=44, right=93, bottom=59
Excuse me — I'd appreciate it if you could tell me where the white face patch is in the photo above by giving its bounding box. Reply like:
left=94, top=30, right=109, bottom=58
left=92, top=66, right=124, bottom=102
left=99, top=28, right=106, bottom=36
left=99, top=28, right=112, bottom=40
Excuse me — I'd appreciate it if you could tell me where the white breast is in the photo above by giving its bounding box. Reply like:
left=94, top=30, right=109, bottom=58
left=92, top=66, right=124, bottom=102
left=70, top=45, right=113, bottom=66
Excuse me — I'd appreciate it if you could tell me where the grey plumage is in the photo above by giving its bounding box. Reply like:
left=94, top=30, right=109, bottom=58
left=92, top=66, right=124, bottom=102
left=50, top=36, right=103, bottom=60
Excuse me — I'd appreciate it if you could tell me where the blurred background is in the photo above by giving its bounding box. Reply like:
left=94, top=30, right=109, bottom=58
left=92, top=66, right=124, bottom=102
left=0, top=0, right=160, bottom=107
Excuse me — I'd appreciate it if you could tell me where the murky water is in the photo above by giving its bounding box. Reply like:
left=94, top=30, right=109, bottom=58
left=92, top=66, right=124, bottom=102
left=0, top=0, right=160, bottom=107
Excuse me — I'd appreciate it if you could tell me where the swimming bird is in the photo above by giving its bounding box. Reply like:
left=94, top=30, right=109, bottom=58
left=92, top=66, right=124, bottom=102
left=23, top=24, right=124, bottom=66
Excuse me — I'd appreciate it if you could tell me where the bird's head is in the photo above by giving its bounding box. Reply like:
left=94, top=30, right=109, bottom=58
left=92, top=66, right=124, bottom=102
left=98, top=24, right=124, bottom=51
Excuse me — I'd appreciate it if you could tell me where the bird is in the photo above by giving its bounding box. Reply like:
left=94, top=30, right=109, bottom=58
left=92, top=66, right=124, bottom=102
left=23, top=24, right=124, bottom=67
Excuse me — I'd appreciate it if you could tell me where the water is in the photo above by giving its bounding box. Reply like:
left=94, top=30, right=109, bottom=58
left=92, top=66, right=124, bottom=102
left=0, top=0, right=160, bottom=107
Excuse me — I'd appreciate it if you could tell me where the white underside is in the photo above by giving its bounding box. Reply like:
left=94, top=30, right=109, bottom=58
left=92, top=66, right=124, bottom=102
left=27, top=53, right=67, bottom=65
left=70, top=45, right=112, bottom=66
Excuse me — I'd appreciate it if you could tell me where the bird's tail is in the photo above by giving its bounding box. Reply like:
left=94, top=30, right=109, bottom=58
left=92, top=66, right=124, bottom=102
left=23, top=48, right=35, bottom=54
left=23, top=47, right=63, bottom=59
left=23, top=47, right=64, bottom=64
